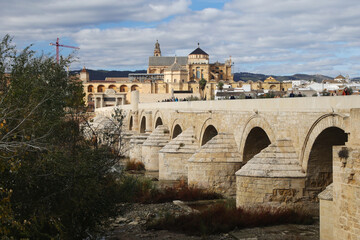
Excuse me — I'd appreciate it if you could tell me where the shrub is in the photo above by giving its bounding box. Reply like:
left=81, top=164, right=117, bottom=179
left=117, top=176, right=222, bottom=204
left=148, top=203, right=314, bottom=236
left=125, top=160, right=145, bottom=171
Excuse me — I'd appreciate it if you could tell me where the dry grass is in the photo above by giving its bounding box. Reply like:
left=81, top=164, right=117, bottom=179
left=147, top=203, right=314, bottom=236
left=117, top=176, right=222, bottom=203
left=143, top=179, right=222, bottom=203
left=125, top=160, right=145, bottom=171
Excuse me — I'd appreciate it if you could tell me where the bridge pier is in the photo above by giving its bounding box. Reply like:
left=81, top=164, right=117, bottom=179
left=188, top=133, right=242, bottom=197
left=141, top=125, right=170, bottom=171
left=319, top=108, right=360, bottom=240
left=159, top=127, right=198, bottom=180
left=129, top=133, right=149, bottom=162
left=236, top=139, right=309, bottom=209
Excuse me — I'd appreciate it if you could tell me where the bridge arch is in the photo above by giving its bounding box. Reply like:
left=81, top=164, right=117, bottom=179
left=129, top=115, right=133, bottom=131
left=170, top=119, right=183, bottom=139
left=300, top=114, right=347, bottom=173
left=199, top=118, right=219, bottom=146
left=140, top=116, right=146, bottom=133
left=153, top=110, right=165, bottom=129
left=239, top=116, right=276, bottom=164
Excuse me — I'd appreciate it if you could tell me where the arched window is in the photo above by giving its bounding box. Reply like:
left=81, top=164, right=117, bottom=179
left=131, top=85, right=139, bottom=91
left=120, top=85, right=128, bottom=92
left=97, top=85, right=105, bottom=93
left=87, top=85, right=94, bottom=92
left=109, top=85, right=117, bottom=91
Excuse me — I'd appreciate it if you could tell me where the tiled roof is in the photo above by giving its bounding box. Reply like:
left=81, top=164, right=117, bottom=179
left=165, top=60, right=187, bottom=71
left=149, top=56, right=187, bottom=66
left=189, top=47, right=208, bottom=56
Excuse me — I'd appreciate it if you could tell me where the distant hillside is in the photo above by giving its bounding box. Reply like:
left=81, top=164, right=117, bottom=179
left=233, top=72, right=332, bottom=82
left=71, top=69, right=146, bottom=81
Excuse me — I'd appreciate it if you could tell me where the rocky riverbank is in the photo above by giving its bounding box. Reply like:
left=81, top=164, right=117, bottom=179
left=104, top=202, right=319, bottom=240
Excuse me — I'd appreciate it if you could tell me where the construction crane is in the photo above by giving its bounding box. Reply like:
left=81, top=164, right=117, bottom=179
left=49, top=37, right=80, bottom=63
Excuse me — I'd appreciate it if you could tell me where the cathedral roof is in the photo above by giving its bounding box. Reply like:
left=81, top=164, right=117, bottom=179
left=149, top=56, right=187, bottom=66
left=189, top=47, right=208, bottom=56
left=165, top=58, right=186, bottom=71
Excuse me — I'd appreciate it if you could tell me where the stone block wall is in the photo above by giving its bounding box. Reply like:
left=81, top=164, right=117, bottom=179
left=332, top=146, right=360, bottom=240
left=319, top=199, right=334, bottom=240
left=158, top=152, right=193, bottom=180
left=236, top=176, right=306, bottom=207
left=142, top=145, right=162, bottom=171
left=129, top=134, right=149, bottom=162
left=188, top=161, right=242, bottom=197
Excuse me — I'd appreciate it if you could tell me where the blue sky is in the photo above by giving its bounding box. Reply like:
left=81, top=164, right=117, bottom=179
left=1, top=0, right=360, bottom=77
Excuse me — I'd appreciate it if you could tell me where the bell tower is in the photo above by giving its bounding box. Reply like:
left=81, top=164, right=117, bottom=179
left=154, top=40, right=161, bottom=57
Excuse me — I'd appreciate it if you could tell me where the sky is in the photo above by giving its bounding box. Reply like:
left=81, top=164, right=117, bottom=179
left=1, top=0, right=360, bottom=77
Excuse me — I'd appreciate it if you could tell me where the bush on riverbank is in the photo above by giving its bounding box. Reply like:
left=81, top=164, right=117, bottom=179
left=125, top=160, right=145, bottom=171
left=147, top=203, right=314, bottom=236
left=117, top=176, right=222, bottom=203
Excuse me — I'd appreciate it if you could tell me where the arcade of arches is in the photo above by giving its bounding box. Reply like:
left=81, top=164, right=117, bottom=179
left=103, top=96, right=360, bottom=240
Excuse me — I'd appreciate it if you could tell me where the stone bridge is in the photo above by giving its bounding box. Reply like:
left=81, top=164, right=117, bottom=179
left=96, top=93, right=360, bottom=239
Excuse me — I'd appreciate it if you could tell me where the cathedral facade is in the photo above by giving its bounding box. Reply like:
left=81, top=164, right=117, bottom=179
left=81, top=41, right=234, bottom=109
left=147, top=41, right=233, bottom=84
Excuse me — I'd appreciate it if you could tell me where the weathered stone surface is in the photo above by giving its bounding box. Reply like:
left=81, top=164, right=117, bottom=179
left=188, top=133, right=242, bottom=197
left=159, top=127, right=198, bottom=180
left=95, top=97, right=360, bottom=240
left=236, top=139, right=307, bottom=208
left=236, top=139, right=305, bottom=178
left=129, top=133, right=149, bottom=162
left=141, top=125, right=170, bottom=171
left=318, top=183, right=333, bottom=201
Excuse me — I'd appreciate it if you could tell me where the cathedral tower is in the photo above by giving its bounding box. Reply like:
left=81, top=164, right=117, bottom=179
left=154, top=40, right=161, bottom=57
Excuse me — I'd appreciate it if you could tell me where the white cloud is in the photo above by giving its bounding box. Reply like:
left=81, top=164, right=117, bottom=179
left=2, top=0, right=360, bottom=76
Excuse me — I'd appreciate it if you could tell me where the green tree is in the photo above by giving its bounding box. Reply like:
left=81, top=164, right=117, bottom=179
left=199, top=78, right=207, bottom=91
left=217, top=81, right=224, bottom=91
left=0, top=35, right=122, bottom=239
left=199, top=78, right=207, bottom=99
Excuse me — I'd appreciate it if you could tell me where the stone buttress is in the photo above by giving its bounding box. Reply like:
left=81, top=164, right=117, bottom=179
left=188, top=133, right=242, bottom=197
left=158, top=127, right=198, bottom=181
left=141, top=125, right=170, bottom=171
left=236, top=139, right=306, bottom=208
left=129, top=133, right=149, bottom=162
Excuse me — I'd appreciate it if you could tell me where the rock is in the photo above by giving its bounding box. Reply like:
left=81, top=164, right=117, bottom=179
left=116, top=217, right=127, bottom=223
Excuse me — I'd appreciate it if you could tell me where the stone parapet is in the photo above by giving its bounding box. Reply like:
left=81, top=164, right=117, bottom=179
left=188, top=133, right=242, bottom=197
left=141, top=125, right=170, bottom=171
left=159, top=127, right=198, bottom=180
